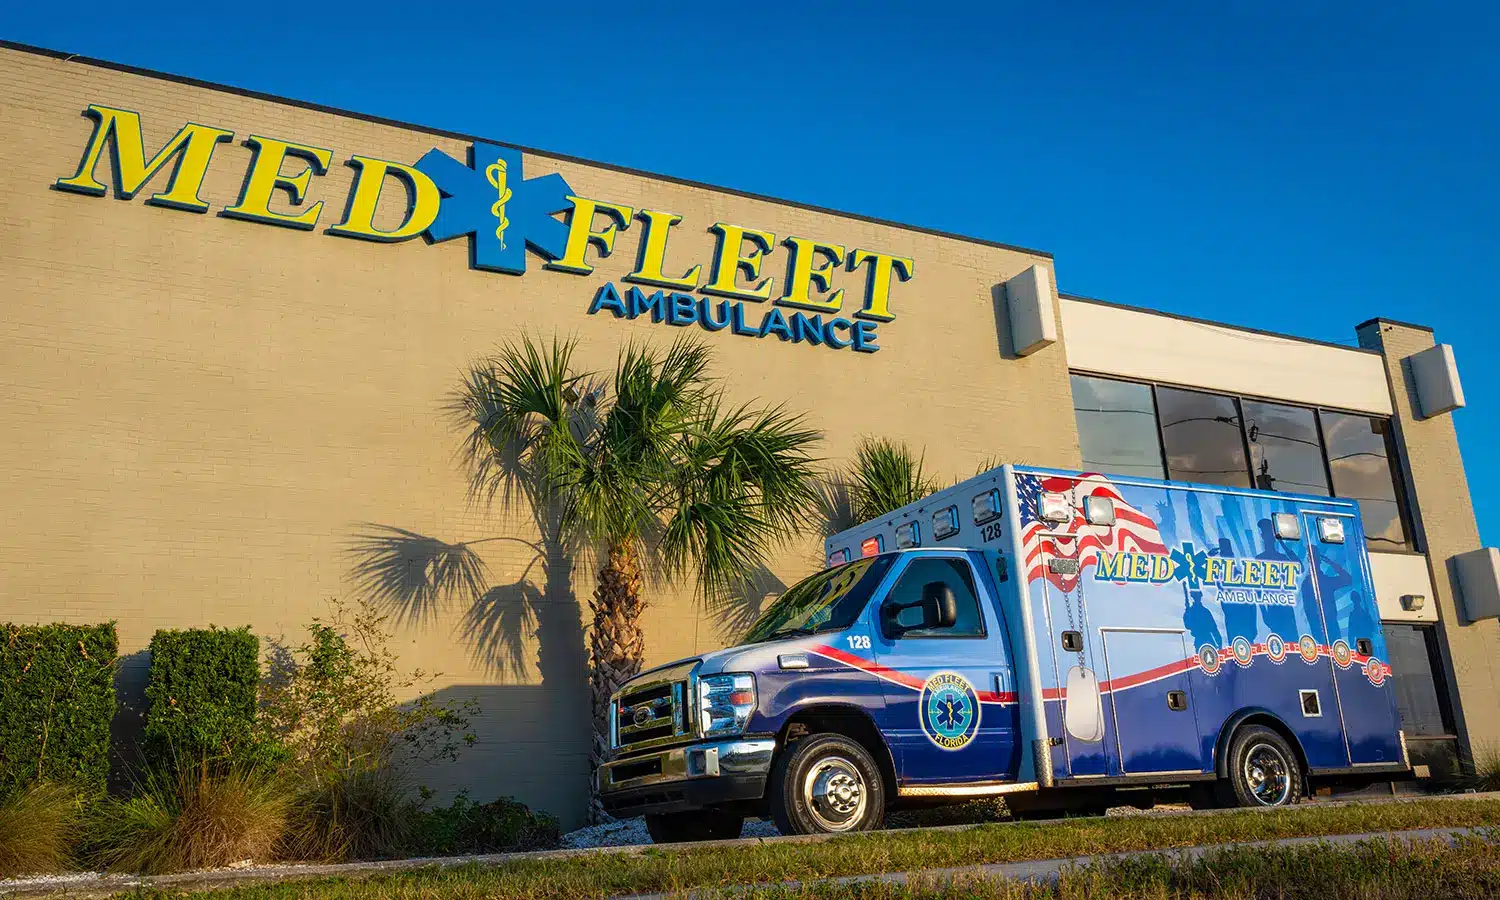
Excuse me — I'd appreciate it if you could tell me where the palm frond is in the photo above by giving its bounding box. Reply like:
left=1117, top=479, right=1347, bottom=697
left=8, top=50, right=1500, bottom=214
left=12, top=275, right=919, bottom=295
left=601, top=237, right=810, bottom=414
left=848, top=437, right=938, bottom=521
left=658, top=395, right=822, bottom=604
left=451, top=334, right=592, bottom=509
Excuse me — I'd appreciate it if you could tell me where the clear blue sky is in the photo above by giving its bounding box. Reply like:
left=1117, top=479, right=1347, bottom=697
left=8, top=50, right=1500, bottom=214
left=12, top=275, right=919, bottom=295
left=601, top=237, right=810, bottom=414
left=5, top=2, right=1496, bottom=540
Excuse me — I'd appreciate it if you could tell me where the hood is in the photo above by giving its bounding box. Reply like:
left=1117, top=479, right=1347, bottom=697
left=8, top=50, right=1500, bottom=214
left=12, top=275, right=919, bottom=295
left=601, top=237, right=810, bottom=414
left=629, top=634, right=825, bottom=687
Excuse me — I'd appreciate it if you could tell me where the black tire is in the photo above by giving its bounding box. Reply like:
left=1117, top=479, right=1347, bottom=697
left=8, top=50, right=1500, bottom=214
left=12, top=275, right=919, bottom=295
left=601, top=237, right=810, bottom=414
left=644, top=809, right=744, bottom=844
left=770, top=733, right=886, bottom=835
left=1219, top=725, right=1303, bottom=808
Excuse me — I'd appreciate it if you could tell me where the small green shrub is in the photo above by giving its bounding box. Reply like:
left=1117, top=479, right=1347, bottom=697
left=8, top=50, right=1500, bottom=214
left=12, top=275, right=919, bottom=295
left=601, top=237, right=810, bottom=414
left=259, top=598, right=477, bottom=862
left=409, top=794, right=561, bottom=856
left=0, top=622, right=117, bottom=800
left=143, top=626, right=266, bottom=767
left=0, top=782, right=81, bottom=877
left=280, top=768, right=413, bottom=862
left=87, top=763, right=289, bottom=874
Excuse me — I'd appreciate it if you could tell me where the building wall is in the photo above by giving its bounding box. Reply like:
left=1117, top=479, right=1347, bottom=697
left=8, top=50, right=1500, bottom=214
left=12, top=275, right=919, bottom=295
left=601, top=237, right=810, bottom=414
left=1061, top=296, right=1394, bottom=415
left=0, top=45, right=1080, bottom=827
left=1357, top=319, right=1499, bottom=757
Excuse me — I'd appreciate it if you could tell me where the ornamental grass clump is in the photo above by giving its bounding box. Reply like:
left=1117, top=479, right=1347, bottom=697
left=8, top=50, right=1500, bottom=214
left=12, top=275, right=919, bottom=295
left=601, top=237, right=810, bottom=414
left=0, top=782, right=82, bottom=878
left=87, top=763, right=289, bottom=875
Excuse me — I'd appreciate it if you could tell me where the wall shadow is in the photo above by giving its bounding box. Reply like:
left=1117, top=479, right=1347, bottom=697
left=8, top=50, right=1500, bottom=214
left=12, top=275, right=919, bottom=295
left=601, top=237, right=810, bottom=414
left=343, top=522, right=585, bottom=690
left=816, top=476, right=857, bottom=537
left=108, top=649, right=151, bottom=790
left=990, top=283, right=1022, bottom=361
left=417, top=684, right=592, bottom=830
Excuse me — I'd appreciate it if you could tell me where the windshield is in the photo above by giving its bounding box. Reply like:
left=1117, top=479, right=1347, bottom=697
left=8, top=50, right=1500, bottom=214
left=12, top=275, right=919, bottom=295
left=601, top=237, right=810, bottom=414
left=743, top=555, right=896, bottom=644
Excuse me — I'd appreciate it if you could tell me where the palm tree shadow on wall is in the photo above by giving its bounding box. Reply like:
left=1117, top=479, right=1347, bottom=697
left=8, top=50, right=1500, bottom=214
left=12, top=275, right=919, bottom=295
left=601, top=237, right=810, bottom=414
left=344, top=514, right=585, bottom=689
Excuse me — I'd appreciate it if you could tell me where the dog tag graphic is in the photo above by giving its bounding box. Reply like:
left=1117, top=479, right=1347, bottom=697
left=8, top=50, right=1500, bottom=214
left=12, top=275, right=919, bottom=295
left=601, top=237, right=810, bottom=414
left=1064, top=665, right=1105, bottom=742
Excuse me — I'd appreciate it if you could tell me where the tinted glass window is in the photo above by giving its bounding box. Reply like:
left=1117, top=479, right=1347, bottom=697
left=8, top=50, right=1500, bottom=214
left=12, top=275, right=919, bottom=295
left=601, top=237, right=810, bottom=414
left=1071, top=375, right=1165, bottom=479
left=1242, top=400, right=1330, bottom=495
left=885, top=557, right=985, bottom=637
left=1155, top=388, right=1251, bottom=487
left=1321, top=411, right=1409, bottom=550
left=1386, top=624, right=1454, bottom=738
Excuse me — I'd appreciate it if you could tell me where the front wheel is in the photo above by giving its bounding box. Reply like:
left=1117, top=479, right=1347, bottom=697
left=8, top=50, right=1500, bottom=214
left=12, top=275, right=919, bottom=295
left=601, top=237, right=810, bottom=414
left=1219, top=725, right=1303, bottom=808
left=770, top=733, right=886, bottom=835
left=644, top=809, right=744, bottom=844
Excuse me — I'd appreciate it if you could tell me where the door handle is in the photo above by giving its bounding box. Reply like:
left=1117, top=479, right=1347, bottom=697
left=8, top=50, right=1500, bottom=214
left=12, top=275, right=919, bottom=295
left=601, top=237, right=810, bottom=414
left=1167, top=690, right=1188, bottom=711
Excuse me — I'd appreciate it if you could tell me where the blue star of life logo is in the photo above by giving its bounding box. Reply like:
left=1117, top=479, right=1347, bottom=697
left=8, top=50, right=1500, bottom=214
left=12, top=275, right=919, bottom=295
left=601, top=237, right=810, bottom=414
left=1170, top=542, right=1209, bottom=587
left=415, top=142, right=574, bottom=274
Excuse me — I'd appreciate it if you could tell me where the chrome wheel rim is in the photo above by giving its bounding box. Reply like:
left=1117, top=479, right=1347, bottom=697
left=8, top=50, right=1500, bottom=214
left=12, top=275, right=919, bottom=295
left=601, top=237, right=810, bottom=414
left=1243, top=742, right=1292, bottom=806
left=802, top=755, right=866, bottom=831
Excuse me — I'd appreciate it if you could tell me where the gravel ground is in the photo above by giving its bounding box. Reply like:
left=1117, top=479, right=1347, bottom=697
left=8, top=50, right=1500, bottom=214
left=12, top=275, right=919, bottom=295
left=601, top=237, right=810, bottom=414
left=560, top=817, right=782, bottom=849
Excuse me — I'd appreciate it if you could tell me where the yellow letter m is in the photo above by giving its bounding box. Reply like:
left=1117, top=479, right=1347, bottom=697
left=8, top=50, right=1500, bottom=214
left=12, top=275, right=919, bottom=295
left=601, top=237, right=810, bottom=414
left=55, top=105, right=233, bottom=213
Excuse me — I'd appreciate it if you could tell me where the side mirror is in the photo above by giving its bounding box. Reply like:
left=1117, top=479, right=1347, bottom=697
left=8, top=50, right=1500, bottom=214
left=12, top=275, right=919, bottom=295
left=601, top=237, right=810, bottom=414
left=882, top=581, right=958, bottom=637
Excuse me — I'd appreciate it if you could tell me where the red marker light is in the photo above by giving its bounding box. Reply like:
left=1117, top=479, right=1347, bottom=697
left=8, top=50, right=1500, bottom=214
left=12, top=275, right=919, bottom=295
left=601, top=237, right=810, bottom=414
left=861, top=536, right=883, bottom=557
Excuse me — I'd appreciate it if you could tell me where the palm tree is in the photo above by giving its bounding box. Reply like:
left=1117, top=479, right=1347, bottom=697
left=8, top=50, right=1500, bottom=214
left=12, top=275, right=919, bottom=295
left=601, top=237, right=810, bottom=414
left=847, top=437, right=938, bottom=522
left=452, top=334, right=821, bottom=821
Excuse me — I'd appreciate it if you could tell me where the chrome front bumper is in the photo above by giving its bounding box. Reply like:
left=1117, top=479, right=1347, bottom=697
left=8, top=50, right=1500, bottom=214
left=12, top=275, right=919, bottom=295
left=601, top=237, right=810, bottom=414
left=598, top=738, right=776, bottom=794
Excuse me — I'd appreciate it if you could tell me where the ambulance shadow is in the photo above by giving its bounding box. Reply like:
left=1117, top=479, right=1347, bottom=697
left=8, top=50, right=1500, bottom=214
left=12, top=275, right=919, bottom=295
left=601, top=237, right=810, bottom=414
left=420, top=683, right=592, bottom=830
left=815, top=476, right=857, bottom=536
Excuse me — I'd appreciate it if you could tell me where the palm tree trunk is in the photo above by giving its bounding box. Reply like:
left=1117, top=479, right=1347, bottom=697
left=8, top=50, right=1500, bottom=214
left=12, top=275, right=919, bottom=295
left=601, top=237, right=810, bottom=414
left=588, top=539, right=646, bottom=823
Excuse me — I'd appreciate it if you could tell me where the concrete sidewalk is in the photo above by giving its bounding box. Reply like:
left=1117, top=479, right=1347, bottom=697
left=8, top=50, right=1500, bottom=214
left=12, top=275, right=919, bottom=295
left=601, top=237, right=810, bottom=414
left=618, top=826, right=1485, bottom=899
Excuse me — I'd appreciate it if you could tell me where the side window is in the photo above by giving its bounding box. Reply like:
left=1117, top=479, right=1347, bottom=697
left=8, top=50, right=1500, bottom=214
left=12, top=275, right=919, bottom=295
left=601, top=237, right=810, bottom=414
left=886, top=557, right=986, bottom=638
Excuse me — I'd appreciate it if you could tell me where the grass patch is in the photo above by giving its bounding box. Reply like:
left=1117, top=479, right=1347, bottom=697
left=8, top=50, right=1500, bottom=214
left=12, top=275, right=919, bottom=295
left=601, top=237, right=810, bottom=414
left=0, top=782, right=80, bottom=878
left=114, top=798, right=1500, bottom=899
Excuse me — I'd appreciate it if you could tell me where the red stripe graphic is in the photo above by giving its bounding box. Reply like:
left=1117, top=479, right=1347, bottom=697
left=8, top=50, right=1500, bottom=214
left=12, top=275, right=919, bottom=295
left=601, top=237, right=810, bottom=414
left=811, top=644, right=1017, bottom=704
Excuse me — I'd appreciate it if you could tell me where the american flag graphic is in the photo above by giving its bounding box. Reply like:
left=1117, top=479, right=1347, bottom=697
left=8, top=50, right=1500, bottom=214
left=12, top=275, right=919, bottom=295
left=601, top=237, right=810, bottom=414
left=1019, top=473, right=1168, bottom=592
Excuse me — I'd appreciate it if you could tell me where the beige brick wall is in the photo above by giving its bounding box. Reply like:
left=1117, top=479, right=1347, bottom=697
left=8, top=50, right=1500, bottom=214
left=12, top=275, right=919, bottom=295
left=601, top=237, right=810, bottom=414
left=0, top=46, right=1080, bottom=827
left=1357, top=319, right=1500, bottom=758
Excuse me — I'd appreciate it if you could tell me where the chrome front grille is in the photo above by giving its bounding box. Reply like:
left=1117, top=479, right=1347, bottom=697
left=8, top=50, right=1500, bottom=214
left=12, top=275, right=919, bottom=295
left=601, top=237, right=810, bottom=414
left=613, top=677, right=689, bottom=753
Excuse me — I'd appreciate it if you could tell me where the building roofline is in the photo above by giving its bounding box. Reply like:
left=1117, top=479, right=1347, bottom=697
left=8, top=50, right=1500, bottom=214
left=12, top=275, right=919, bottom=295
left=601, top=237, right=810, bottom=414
left=1356, top=317, right=1435, bottom=334
left=2, top=39, right=1054, bottom=261
left=1059, top=292, right=1380, bottom=356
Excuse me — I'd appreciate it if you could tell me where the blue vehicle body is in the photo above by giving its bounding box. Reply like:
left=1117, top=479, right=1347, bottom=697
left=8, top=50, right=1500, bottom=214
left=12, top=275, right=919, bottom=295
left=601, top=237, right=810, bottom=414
left=598, top=465, right=1407, bottom=825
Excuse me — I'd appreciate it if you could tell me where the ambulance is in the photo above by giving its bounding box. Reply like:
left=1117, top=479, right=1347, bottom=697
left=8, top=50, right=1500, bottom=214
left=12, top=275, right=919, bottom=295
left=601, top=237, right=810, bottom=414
left=597, top=465, right=1407, bottom=842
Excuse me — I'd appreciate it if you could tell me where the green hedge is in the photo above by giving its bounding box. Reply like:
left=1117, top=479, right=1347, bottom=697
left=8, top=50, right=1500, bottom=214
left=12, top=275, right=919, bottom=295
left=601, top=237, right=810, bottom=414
left=0, top=622, right=118, bottom=800
left=143, top=626, right=260, bottom=765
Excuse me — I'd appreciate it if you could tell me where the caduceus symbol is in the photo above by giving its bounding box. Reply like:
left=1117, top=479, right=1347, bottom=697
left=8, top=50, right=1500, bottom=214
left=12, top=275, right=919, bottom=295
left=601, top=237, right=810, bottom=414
left=485, top=160, right=513, bottom=249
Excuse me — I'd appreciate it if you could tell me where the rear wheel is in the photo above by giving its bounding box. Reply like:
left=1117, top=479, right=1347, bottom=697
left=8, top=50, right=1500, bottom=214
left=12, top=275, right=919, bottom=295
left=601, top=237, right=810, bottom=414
left=770, top=733, right=886, bottom=835
left=644, top=809, right=744, bottom=844
left=1219, top=725, right=1302, bottom=808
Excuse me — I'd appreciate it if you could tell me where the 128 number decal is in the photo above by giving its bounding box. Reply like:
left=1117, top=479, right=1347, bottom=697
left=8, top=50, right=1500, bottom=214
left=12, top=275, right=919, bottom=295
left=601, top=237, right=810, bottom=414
left=846, top=635, right=872, bottom=651
left=981, top=523, right=1004, bottom=542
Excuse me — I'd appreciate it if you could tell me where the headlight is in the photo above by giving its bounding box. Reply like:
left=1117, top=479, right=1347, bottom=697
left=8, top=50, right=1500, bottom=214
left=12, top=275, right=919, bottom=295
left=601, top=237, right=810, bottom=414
left=697, top=673, right=756, bottom=738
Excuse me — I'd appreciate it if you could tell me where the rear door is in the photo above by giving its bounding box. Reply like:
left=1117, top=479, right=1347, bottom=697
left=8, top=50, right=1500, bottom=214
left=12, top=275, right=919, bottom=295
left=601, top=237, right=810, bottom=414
left=1039, top=537, right=1109, bottom=778
left=1302, top=511, right=1404, bottom=766
left=871, top=553, right=1020, bottom=784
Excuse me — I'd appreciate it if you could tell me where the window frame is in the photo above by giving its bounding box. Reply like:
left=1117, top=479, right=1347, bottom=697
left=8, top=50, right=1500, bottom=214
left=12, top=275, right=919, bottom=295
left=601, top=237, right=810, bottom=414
left=882, top=553, right=990, bottom=641
left=1318, top=408, right=1419, bottom=554
left=1069, top=370, right=1417, bottom=552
